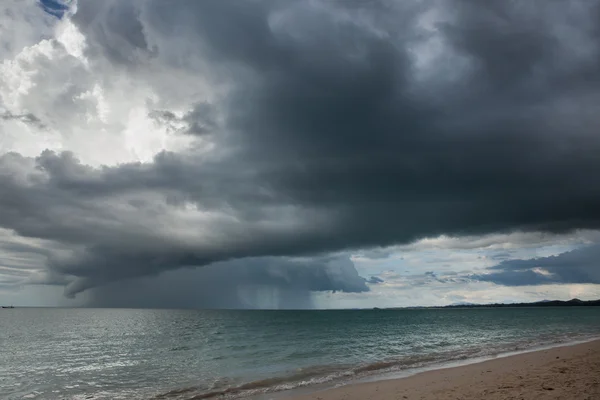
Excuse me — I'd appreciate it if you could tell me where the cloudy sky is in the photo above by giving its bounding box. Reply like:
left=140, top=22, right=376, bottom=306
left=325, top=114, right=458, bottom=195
left=1, top=0, right=600, bottom=309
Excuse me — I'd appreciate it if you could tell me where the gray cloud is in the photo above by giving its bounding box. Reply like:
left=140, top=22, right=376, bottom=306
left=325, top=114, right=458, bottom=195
left=1, top=111, right=46, bottom=129
left=367, top=276, right=384, bottom=284
left=490, top=252, right=515, bottom=261
left=1, top=0, right=600, bottom=304
left=149, top=103, right=217, bottom=136
left=477, top=245, right=600, bottom=286
left=0, top=0, right=56, bottom=58
left=365, top=270, right=473, bottom=289
left=86, top=255, right=368, bottom=309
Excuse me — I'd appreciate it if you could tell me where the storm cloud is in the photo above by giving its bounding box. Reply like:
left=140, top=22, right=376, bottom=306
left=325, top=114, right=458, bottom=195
left=477, top=245, right=600, bottom=286
left=86, top=255, right=368, bottom=309
left=1, top=0, right=600, bottom=305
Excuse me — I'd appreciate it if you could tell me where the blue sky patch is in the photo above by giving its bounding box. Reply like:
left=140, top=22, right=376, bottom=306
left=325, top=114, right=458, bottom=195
left=38, top=0, right=72, bottom=19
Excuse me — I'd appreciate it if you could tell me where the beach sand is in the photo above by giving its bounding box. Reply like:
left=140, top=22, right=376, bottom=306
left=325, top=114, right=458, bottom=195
left=288, top=340, right=600, bottom=400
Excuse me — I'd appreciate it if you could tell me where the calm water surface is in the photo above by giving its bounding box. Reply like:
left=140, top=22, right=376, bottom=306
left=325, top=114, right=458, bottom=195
left=1, top=307, right=600, bottom=399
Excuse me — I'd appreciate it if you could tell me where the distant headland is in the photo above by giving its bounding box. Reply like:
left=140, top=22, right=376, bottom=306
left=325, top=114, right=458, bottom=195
left=441, top=298, right=600, bottom=308
left=389, top=298, right=600, bottom=310
left=368, top=298, right=600, bottom=310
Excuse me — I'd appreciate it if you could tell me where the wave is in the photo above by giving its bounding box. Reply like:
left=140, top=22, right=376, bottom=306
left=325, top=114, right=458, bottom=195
left=151, top=334, right=600, bottom=400
left=152, top=364, right=351, bottom=400
left=151, top=352, right=469, bottom=399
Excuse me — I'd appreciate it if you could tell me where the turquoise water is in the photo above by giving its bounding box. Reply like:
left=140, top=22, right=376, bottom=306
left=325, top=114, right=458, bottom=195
left=1, top=307, right=600, bottom=399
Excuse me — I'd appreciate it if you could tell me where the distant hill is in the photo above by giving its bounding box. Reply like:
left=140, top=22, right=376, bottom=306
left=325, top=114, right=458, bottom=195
left=442, top=298, right=600, bottom=308
left=448, top=301, right=478, bottom=307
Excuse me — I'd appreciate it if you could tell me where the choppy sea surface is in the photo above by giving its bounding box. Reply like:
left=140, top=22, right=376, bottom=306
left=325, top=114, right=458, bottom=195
left=1, top=307, right=600, bottom=399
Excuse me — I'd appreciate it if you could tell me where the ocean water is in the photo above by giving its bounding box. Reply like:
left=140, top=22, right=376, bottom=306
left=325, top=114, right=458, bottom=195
left=1, top=307, right=600, bottom=399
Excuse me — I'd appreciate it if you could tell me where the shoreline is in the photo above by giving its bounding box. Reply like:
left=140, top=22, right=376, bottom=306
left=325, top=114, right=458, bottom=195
left=355, top=335, right=600, bottom=383
left=249, top=337, right=600, bottom=400
left=280, top=339, right=600, bottom=400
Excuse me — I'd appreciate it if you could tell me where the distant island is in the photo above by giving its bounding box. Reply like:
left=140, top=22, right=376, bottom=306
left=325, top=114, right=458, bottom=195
left=443, top=298, right=600, bottom=308
left=429, top=298, right=600, bottom=309
left=370, top=298, right=600, bottom=310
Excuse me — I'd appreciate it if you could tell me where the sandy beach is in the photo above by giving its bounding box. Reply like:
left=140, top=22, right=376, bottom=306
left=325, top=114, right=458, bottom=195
left=289, top=340, right=600, bottom=400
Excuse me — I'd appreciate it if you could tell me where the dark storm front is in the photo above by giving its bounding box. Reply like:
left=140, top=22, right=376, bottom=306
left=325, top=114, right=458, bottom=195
left=2, top=307, right=600, bottom=399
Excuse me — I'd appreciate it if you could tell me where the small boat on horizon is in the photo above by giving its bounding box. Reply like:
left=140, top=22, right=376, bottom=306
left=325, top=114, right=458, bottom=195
left=1, top=305, right=15, bottom=309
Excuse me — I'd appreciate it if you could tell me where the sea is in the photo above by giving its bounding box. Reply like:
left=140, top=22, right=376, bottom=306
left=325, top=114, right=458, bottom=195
left=1, top=307, right=600, bottom=400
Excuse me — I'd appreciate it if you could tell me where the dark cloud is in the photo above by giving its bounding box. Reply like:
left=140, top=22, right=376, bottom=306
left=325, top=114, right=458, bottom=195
left=490, top=252, right=514, bottom=261
left=149, top=103, right=218, bottom=136
left=367, top=276, right=384, bottom=284
left=119, top=0, right=600, bottom=240
left=70, top=0, right=150, bottom=65
left=86, top=256, right=368, bottom=309
left=1, top=111, right=46, bottom=129
left=1, top=0, right=600, bottom=304
left=420, top=271, right=472, bottom=285
left=358, top=249, right=393, bottom=260
left=476, top=245, right=600, bottom=286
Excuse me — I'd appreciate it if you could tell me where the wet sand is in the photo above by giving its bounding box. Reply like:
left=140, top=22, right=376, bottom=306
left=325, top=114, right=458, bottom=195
left=288, top=340, right=600, bottom=400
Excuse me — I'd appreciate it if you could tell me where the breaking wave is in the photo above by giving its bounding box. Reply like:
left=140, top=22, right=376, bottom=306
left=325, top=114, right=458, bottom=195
left=152, top=333, right=599, bottom=400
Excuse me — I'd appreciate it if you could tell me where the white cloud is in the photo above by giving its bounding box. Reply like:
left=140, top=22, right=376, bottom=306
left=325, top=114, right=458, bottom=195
left=0, top=4, right=210, bottom=166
